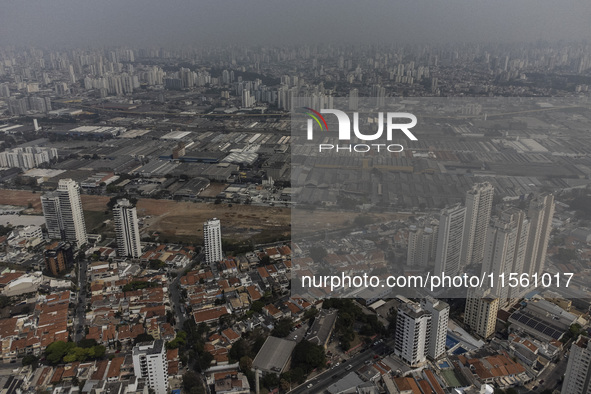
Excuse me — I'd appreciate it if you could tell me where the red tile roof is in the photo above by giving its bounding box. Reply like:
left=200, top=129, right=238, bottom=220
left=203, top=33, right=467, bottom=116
left=107, top=357, right=125, bottom=379
left=222, top=328, right=240, bottom=342
left=193, top=307, right=229, bottom=324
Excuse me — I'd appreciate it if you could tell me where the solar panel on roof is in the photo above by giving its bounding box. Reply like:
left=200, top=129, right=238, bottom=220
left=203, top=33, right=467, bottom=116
left=543, top=327, right=553, bottom=335
left=511, top=311, right=566, bottom=340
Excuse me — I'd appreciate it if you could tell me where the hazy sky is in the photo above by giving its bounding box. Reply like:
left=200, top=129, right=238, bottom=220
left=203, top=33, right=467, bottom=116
left=1, top=0, right=590, bottom=47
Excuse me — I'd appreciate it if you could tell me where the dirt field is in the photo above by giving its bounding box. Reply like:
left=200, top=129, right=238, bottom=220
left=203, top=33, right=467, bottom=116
left=137, top=200, right=291, bottom=242
left=0, top=189, right=292, bottom=242
left=0, top=189, right=409, bottom=243
left=0, top=189, right=43, bottom=212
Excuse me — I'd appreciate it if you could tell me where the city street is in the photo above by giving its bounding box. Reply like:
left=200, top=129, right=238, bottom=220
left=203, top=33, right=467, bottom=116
left=288, top=339, right=394, bottom=394
left=74, top=258, right=88, bottom=343
left=169, top=251, right=203, bottom=329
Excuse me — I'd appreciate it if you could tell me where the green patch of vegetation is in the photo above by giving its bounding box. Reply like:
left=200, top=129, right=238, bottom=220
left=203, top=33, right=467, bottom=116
left=291, top=340, right=326, bottom=373
left=562, top=323, right=587, bottom=343
left=223, top=239, right=255, bottom=256
left=45, top=341, right=106, bottom=364
left=83, top=210, right=110, bottom=232
left=182, top=371, right=205, bottom=394
left=554, top=248, right=577, bottom=264
left=0, top=225, right=13, bottom=237
left=149, top=260, right=166, bottom=270
left=166, top=331, right=187, bottom=349
left=123, top=281, right=159, bottom=292
left=323, top=298, right=386, bottom=350
left=134, top=333, right=155, bottom=345
left=303, top=308, right=318, bottom=321
left=154, top=233, right=200, bottom=245
left=271, top=318, right=293, bottom=338
left=249, top=229, right=290, bottom=245
left=22, top=354, right=39, bottom=369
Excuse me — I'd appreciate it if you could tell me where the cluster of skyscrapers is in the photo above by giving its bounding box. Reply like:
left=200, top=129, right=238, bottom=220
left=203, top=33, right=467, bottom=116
left=41, top=179, right=88, bottom=248
left=431, top=182, right=495, bottom=277
left=6, top=95, right=52, bottom=115
left=39, top=177, right=224, bottom=270
left=0, top=146, right=58, bottom=170
left=393, top=184, right=556, bottom=373
left=41, top=179, right=142, bottom=260
left=407, top=182, right=555, bottom=339
left=465, top=192, right=554, bottom=338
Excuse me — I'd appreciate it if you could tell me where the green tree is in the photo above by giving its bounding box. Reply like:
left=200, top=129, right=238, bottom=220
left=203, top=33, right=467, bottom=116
left=228, top=338, right=249, bottom=362
left=106, top=184, right=122, bottom=194
left=303, top=308, right=318, bottom=321
left=250, top=300, right=265, bottom=313
left=195, top=351, right=214, bottom=372
left=271, top=318, right=293, bottom=338
left=291, top=340, right=326, bottom=373
left=92, top=345, right=106, bottom=358
left=149, top=260, right=166, bottom=270
left=77, top=338, right=98, bottom=348
left=189, top=387, right=205, bottom=394
left=251, top=330, right=267, bottom=356
left=262, top=373, right=280, bottom=390
left=0, top=225, right=13, bottom=237
left=281, top=367, right=305, bottom=386
left=341, top=339, right=350, bottom=351
left=22, top=354, right=38, bottom=369
left=239, top=356, right=253, bottom=371
left=134, top=333, right=155, bottom=345
left=45, top=341, right=106, bottom=364
left=166, top=331, right=187, bottom=349
left=45, top=341, right=75, bottom=364
left=182, top=371, right=200, bottom=391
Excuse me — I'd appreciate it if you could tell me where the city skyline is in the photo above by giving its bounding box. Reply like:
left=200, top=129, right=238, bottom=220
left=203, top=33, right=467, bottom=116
left=0, top=3, right=590, bottom=392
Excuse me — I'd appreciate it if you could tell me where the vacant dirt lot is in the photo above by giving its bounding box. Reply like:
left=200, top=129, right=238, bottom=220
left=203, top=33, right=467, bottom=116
left=0, top=189, right=292, bottom=242
left=138, top=200, right=291, bottom=242
left=0, top=189, right=408, bottom=243
left=0, top=189, right=43, bottom=212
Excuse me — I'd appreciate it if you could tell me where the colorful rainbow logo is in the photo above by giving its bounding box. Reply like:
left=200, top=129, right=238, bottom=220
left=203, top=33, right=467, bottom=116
left=298, top=107, right=329, bottom=132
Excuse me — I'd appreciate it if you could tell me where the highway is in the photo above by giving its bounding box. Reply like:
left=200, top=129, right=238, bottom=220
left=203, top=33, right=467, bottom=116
left=53, top=101, right=290, bottom=119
